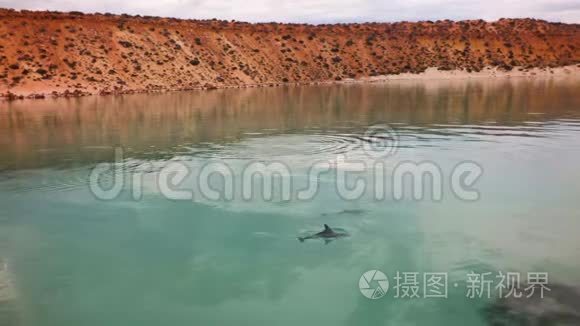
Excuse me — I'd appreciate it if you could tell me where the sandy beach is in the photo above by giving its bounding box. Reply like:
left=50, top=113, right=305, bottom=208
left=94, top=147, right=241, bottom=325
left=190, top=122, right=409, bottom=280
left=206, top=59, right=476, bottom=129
left=1, top=64, right=578, bottom=100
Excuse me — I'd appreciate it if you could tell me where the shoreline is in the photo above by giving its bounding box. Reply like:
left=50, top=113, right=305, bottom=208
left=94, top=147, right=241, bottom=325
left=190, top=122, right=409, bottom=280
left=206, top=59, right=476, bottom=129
left=1, top=65, right=579, bottom=101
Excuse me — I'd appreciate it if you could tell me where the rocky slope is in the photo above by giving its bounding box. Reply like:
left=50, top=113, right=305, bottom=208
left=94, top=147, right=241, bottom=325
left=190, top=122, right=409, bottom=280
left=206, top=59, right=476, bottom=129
left=0, top=8, right=579, bottom=99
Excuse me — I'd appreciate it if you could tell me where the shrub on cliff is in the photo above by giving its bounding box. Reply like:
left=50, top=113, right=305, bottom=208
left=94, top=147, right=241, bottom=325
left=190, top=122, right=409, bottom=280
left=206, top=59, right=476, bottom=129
left=118, top=41, right=133, bottom=48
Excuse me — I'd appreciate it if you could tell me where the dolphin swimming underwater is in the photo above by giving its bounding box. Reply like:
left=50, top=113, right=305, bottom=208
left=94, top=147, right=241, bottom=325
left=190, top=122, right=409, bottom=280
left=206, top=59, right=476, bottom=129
left=298, top=224, right=349, bottom=243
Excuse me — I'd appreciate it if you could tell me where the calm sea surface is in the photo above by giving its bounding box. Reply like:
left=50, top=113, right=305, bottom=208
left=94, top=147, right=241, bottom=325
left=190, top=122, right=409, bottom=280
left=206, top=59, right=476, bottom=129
left=1, top=77, right=580, bottom=325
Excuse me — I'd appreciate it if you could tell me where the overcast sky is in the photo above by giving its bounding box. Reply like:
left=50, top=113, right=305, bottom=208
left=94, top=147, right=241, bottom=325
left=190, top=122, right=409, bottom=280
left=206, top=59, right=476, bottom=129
left=0, top=0, right=578, bottom=23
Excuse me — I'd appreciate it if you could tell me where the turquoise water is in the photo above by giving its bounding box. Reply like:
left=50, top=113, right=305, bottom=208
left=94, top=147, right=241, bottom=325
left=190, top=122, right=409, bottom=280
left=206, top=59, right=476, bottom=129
left=1, top=78, right=580, bottom=325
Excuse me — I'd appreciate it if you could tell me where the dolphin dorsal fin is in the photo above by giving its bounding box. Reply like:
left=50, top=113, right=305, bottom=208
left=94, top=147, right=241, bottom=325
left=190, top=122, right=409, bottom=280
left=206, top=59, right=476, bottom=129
left=323, top=224, right=333, bottom=232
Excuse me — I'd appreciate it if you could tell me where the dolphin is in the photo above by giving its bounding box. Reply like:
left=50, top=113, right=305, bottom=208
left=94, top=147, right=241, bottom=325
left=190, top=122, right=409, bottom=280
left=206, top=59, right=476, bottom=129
left=298, top=224, right=349, bottom=243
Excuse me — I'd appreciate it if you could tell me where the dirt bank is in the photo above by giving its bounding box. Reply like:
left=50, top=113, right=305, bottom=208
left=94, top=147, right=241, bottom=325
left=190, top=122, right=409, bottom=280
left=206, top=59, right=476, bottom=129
left=0, top=9, right=578, bottom=100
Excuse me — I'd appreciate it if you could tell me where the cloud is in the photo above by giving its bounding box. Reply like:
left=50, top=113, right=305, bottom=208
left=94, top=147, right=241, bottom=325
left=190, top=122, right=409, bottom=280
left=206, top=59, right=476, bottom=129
left=0, top=0, right=578, bottom=23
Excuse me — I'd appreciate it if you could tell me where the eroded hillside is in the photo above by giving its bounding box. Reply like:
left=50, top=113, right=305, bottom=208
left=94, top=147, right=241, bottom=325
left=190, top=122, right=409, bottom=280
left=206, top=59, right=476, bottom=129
left=0, top=9, right=579, bottom=98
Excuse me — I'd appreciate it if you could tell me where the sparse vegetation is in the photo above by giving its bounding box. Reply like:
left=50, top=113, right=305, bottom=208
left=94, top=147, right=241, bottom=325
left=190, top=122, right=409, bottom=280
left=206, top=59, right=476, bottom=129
left=0, top=9, right=577, bottom=99
left=118, top=40, right=133, bottom=48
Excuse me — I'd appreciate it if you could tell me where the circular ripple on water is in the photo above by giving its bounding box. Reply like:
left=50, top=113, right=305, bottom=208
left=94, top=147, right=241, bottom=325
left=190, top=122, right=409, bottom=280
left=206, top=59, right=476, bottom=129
left=305, top=133, right=362, bottom=155
left=182, top=133, right=367, bottom=160
left=1, top=167, right=91, bottom=195
left=0, top=159, right=162, bottom=195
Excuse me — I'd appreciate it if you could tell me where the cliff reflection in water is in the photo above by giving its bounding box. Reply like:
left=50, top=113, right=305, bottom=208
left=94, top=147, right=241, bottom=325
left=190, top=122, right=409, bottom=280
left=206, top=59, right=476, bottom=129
left=1, top=77, right=579, bottom=170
